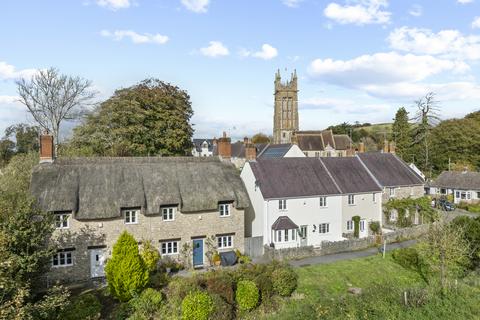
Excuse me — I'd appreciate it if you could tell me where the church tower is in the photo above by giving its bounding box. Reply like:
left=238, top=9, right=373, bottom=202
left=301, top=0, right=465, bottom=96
left=273, top=69, right=299, bottom=144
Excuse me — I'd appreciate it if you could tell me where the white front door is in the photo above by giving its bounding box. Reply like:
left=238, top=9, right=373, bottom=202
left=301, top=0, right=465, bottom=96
left=90, top=248, right=106, bottom=278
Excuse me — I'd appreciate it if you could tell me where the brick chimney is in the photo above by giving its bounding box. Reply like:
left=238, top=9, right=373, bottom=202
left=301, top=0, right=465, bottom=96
left=383, top=140, right=389, bottom=153
left=244, top=138, right=257, bottom=160
left=389, top=141, right=396, bottom=154
left=217, top=132, right=231, bottom=158
left=40, top=131, right=54, bottom=163
left=358, top=142, right=365, bottom=153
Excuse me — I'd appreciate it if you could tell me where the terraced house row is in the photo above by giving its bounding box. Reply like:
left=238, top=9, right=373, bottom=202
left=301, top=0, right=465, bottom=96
left=30, top=134, right=424, bottom=283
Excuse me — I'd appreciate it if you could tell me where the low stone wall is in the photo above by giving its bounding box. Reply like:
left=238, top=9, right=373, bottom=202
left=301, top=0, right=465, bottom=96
left=264, top=224, right=431, bottom=261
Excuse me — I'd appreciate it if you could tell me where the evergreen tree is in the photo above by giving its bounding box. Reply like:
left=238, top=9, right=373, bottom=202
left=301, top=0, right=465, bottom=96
left=105, top=231, right=149, bottom=301
left=392, top=107, right=412, bottom=161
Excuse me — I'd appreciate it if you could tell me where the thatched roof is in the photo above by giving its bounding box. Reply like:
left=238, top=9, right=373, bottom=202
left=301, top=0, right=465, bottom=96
left=431, top=171, right=480, bottom=190
left=30, top=157, right=249, bottom=220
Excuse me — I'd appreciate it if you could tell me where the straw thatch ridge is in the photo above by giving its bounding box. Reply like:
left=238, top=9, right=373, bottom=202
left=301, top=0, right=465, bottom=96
left=30, top=157, right=249, bottom=220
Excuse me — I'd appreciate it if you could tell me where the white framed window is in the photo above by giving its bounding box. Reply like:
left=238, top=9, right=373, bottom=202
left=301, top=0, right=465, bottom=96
left=54, top=213, right=70, bottom=229
left=372, top=193, right=377, bottom=203
left=162, top=207, right=176, bottom=221
left=52, top=251, right=73, bottom=267
left=455, top=191, right=460, bottom=199
left=315, top=151, right=320, bottom=157
left=348, top=194, right=355, bottom=205
left=217, top=235, right=233, bottom=249
left=161, top=241, right=179, bottom=255
left=477, top=192, right=480, bottom=199
left=319, top=223, right=330, bottom=234
left=360, top=220, right=366, bottom=232
left=284, top=229, right=289, bottom=241
left=390, top=211, right=398, bottom=222
left=219, top=203, right=231, bottom=217
left=124, top=209, right=139, bottom=224
left=279, top=199, right=287, bottom=211
left=275, top=230, right=282, bottom=242
left=346, top=220, right=354, bottom=231
left=319, top=197, right=327, bottom=208
left=467, top=192, right=471, bottom=200
left=389, top=188, right=396, bottom=197
left=291, top=229, right=296, bottom=240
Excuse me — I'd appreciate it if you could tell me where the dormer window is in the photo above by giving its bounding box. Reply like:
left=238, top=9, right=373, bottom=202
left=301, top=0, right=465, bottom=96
left=219, top=203, right=231, bottom=217
left=124, top=209, right=139, bottom=224
left=162, top=207, right=176, bottom=221
left=54, top=213, right=70, bottom=229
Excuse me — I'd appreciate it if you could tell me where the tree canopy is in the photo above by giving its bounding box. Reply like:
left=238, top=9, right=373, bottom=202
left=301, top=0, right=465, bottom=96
left=392, top=107, right=412, bottom=161
left=68, top=78, right=194, bottom=156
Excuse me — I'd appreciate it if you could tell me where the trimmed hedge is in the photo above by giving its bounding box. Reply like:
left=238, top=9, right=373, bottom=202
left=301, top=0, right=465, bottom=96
left=272, top=266, right=298, bottom=297
left=236, top=280, right=259, bottom=311
left=181, top=291, right=215, bottom=320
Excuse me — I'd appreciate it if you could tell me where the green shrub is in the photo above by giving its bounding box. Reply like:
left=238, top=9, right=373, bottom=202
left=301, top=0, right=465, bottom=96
left=392, top=247, right=420, bottom=270
left=105, top=231, right=150, bottom=301
left=205, top=272, right=235, bottom=304
left=211, top=293, right=235, bottom=320
left=235, top=280, right=259, bottom=311
left=238, top=255, right=252, bottom=264
left=149, top=271, right=170, bottom=289
left=254, top=273, right=273, bottom=301
left=181, top=291, right=215, bottom=320
left=129, top=288, right=163, bottom=319
left=167, top=277, right=200, bottom=304
left=61, top=293, right=102, bottom=320
left=140, top=240, right=160, bottom=273
left=272, top=266, right=298, bottom=297
left=369, top=221, right=381, bottom=235
left=110, top=303, right=132, bottom=320
left=352, top=215, right=361, bottom=238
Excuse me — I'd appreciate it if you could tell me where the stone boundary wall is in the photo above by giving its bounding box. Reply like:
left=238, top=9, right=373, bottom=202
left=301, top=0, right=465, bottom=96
left=264, top=224, right=431, bottom=261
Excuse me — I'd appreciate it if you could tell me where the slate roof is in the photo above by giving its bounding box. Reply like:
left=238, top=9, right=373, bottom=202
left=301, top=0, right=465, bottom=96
left=271, top=216, right=298, bottom=230
left=30, top=157, right=250, bottom=220
left=295, top=130, right=352, bottom=151
left=296, top=135, right=324, bottom=151
left=333, top=135, right=352, bottom=150
left=430, top=171, right=480, bottom=190
left=357, top=152, right=424, bottom=187
left=321, top=157, right=383, bottom=193
left=258, top=144, right=293, bottom=158
left=248, top=157, right=382, bottom=199
left=193, top=139, right=214, bottom=152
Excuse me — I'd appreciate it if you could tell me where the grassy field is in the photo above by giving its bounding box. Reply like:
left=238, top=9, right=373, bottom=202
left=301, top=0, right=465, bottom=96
left=261, top=254, right=480, bottom=320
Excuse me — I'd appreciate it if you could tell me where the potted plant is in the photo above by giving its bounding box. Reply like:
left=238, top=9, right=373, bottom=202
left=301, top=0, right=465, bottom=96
left=212, top=252, right=221, bottom=266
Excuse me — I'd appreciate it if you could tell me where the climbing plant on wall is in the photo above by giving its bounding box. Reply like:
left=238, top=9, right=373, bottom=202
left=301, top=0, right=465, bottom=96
left=384, top=196, right=438, bottom=228
left=352, top=216, right=361, bottom=238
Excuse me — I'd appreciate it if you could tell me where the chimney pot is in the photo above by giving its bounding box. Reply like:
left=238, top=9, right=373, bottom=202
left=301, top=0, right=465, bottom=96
left=40, top=132, right=54, bottom=163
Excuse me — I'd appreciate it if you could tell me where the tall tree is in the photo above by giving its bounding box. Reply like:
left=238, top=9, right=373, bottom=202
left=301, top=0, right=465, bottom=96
left=411, top=92, right=441, bottom=176
left=392, top=107, right=412, bottom=160
left=16, top=68, right=96, bottom=151
left=69, top=78, right=194, bottom=156
left=251, top=133, right=270, bottom=144
left=5, top=123, right=40, bottom=154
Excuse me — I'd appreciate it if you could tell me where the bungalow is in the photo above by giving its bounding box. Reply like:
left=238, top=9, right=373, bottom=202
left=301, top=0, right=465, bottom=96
left=240, top=157, right=383, bottom=249
left=30, top=134, right=249, bottom=284
left=428, top=170, right=480, bottom=204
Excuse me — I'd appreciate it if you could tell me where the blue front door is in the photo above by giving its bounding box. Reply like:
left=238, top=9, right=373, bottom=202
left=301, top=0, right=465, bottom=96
left=192, top=239, right=204, bottom=267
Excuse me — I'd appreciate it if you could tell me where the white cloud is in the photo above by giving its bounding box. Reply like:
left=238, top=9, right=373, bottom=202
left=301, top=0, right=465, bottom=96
left=388, top=27, right=480, bottom=60
left=96, top=0, right=131, bottom=10
left=0, top=61, right=37, bottom=80
left=241, top=44, right=278, bottom=60
left=181, top=0, right=209, bottom=13
left=282, top=0, right=302, bottom=8
left=409, top=4, right=422, bottom=17
left=324, top=0, right=391, bottom=25
left=472, top=17, right=480, bottom=29
left=199, top=41, right=229, bottom=57
left=457, top=0, right=474, bottom=4
left=100, top=30, right=169, bottom=44
left=0, top=95, right=19, bottom=105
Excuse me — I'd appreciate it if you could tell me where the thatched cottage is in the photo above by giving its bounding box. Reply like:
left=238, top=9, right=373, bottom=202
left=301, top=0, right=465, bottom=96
left=30, top=135, right=249, bottom=284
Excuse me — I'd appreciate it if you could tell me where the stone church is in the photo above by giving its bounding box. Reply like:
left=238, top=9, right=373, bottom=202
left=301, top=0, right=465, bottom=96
left=273, top=70, right=353, bottom=157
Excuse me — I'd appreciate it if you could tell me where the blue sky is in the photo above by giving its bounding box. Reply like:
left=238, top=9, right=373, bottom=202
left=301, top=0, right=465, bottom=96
left=1, top=0, right=480, bottom=140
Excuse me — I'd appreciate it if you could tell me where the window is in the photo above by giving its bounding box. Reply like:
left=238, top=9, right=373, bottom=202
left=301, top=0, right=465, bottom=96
left=161, top=241, right=178, bottom=255
left=319, top=223, right=330, bottom=234
left=275, top=230, right=282, bottom=242
left=389, top=188, right=396, bottom=197
left=477, top=192, right=480, bottom=199
left=360, top=220, right=366, bottom=232
left=440, top=188, right=446, bottom=195
left=54, top=213, right=70, bottom=229
left=346, top=220, right=354, bottom=231
left=124, top=209, right=138, bottom=224
left=274, top=229, right=296, bottom=243
left=372, top=193, right=377, bottom=203
left=299, top=226, right=307, bottom=239
left=390, top=211, right=398, bottom=222
left=52, top=251, right=73, bottom=267
left=456, top=191, right=460, bottom=198
left=279, top=199, right=287, bottom=210
left=467, top=192, right=471, bottom=200
left=217, top=235, right=233, bottom=249
left=315, top=151, right=320, bottom=157
left=291, top=229, right=296, bottom=240
left=326, top=151, right=332, bottom=157
left=319, top=197, right=327, bottom=207
left=284, top=229, right=289, bottom=241
left=348, top=194, right=355, bottom=205
left=162, top=207, right=175, bottom=221
left=219, top=203, right=231, bottom=217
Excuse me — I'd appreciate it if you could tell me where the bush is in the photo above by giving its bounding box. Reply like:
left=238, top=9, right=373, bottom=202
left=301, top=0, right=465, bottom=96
left=211, top=293, right=235, bottom=320
left=205, top=272, right=235, bottom=304
left=61, top=293, right=102, bottom=320
left=148, top=271, right=170, bottom=289
left=392, top=247, right=421, bottom=270
left=236, top=280, right=259, bottom=311
left=272, top=266, right=298, bottom=297
left=181, top=291, right=215, bottom=320
left=110, top=303, right=132, bottom=320
left=105, top=231, right=150, bottom=301
left=254, top=273, right=274, bottom=301
left=140, top=240, right=160, bottom=273
left=369, top=221, right=381, bottom=235
left=167, top=277, right=200, bottom=304
left=129, top=288, right=163, bottom=319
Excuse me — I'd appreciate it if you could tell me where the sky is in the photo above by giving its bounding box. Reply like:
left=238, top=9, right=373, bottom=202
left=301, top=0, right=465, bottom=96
left=1, top=0, right=480, bottom=140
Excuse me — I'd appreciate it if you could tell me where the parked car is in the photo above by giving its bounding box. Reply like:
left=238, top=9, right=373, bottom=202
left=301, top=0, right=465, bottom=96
left=438, top=198, right=455, bottom=211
